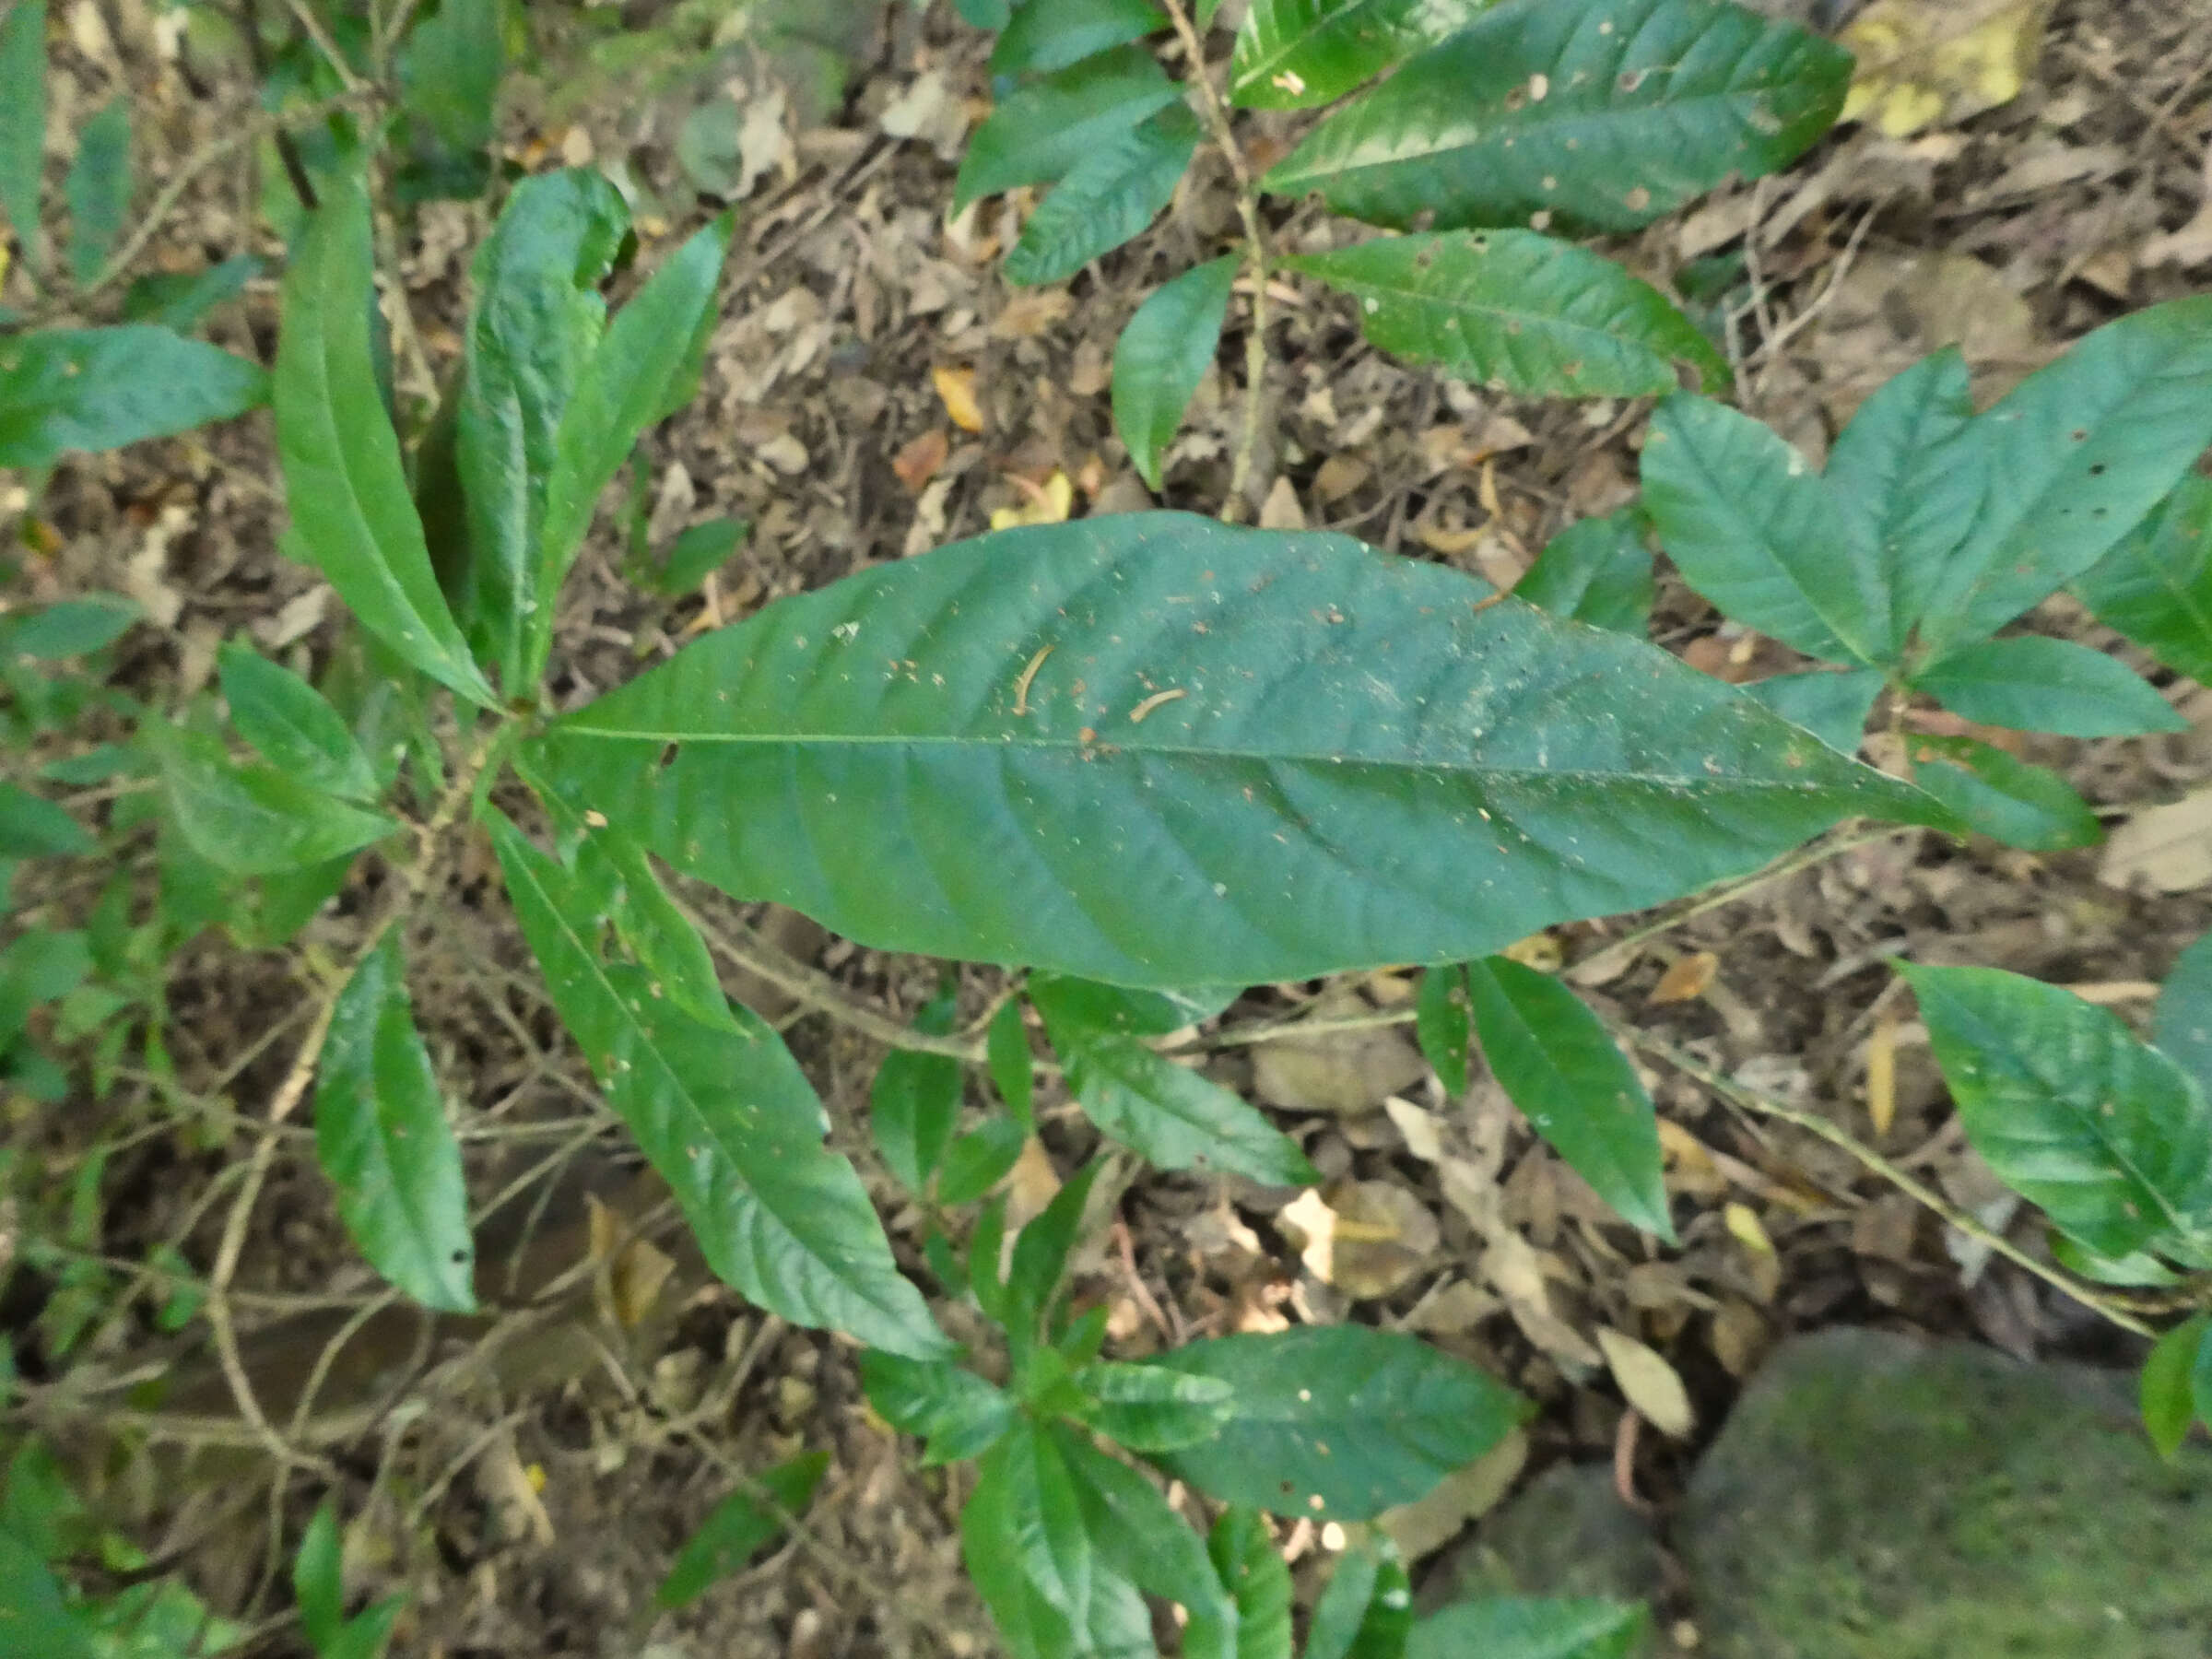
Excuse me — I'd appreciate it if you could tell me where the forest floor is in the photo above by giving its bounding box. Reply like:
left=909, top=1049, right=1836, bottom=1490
left=12, top=0, right=2212, bottom=1654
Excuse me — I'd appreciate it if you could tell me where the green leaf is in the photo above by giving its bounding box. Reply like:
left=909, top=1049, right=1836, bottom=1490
left=530, top=512, right=1947, bottom=992
left=121, top=254, right=263, bottom=331
left=0, top=1532, right=94, bottom=1659
left=1029, top=978, right=1241, bottom=1044
left=1910, top=636, right=2183, bottom=737
left=648, top=516, right=749, bottom=597
left=862, top=1352, right=1019, bottom=1465
left=961, top=1422, right=1156, bottom=1659
left=147, top=724, right=396, bottom=877
left=1230, top=0, right=1495, bottom=111
left=1905, top=734, right=2100, bottom=853
left=1287, top=229, right=1727, bottom=398
left=2155, top=929, right=2212, bottom=1100
left=1055, top=1423, right=1239, bottom=1659
left=1822, top=347, right=1979, bottom=654
left=560, top=818, right=733, bottom=1032
left=971, top=1193, right=1013, bottom=1320
left=1900, top=961, right=2212, bottom=1262
left=2142, top=1313, right=2207, bottom=1460
left=1155, top=1325, right=1526, bottom=1519
left=0, top=325, right=267, bottom=467
left=1303, top=1543, right=1412, bottom=1659
left=993, top=0, right=1167, bottom=79
left=1914, top=295, right=2212, bottom=655
left=218, top=642, right=381, bottom=801
left=397, top=0, right=504, bottom=155
left=655, top=1451, right=830, bottom=1611
left=1208, top=1508, right=1291, bottom=1659
left=2073, top=476, right=2212, bottom=687
left=1263, top=0, right=1850, bottom=234
left=1415, top=964, right=1470, bottom=1096
left=64, top=97, right=128, bottom=289
left=314, top=931, right=476, bottom=1312
left=1005, top=106, right=1199, bottom=288
left=953, top=45, right=1180, bottom=212
left=1005, top=1160, right=1103, bottom=1347
left=1112, top=256, right=1236, bottom=492
left=454, top=168, right=629, bottom=693
left=1740, top=669, right=1881, bottom=755
left=294, top=1502, right=346, bottom=1653
left=1045, top=1024, right=1315, bottom=1185
left=1465, top=955, right=1673, bottom=1240
left=1073, top=1360, right=1237, bottom=1452
left=1406, top=1596, right=1648, bottom=1659
left=0, top=783, right=89, bottom=858
left=872, top=988, right=964, bottom=1194
left=488, top=810, right=949, bottom=1358
left=325, top=1599, right=403, bottom=1659
left=1644, top=392, right=1884, bottom=665
left=990, top=997, right=1036, bottom=1128
left=6, top=595, right=137, bottom=658
left=532, top=213, right=733, bottom=685
left=940, top=1116, right=1030, bottom=1205
left=0, top=0, right=45, bottom=276
left=1514, top=511, right=1653, bottom=634
left=275, top=181, right=496, bottom=708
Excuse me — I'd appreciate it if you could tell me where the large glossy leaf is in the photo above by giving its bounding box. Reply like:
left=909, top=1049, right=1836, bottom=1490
left=953, top=46, right=1180, bottom=212
left=1406, top=1597, right=1647, bottom=1659
left=488, top=811, right=948, bottom=1358
left=1208, top=1508, right=1291, bottom=1659
left=1822, top=347, right=1979, bottom=654
left=1740, top=668, right=1881, bottom=755
left=1909, top=635, right=2183, bottom=737
left=530, top=513, right=1947, bottom=991
left=146, top=724, right=396, bottom=877
left=1230, top=0, right=1495, bottom=111
left=0, top=326, right=267, bottom=467
left=453, top=169, right=628, bottom=693
left=1073, top=1360, right=1237, bottom=1452
left=1912, top=295, right=2212, bottom=655
left=1263, top=0, right=1850, bottom=234
left=1005, top=107, right=1198, bottom=288
left=1050, top=1029, right=1315, bottom=1185
left=1644, top=393, right=1885, bottom=665
left=1900, top=962, right=2212, bottom=1261
left=1465, top=956, right=1672, bottom=1239
left=961, top=1422, right=1157, bottom=1659
left=655, top=1451, right=828, bottom=1611
left=276, top=181, right=496, bottom=708
left=1112, top=256, right=1235, bottom=492
left=532, top=215, right=732, bottom=686
left=2153, top=929, right=2212, bottom=1101
left=0, top=0, right=44, bottom=275
left=217, top=641, right=380, bottom=801
left=63, top=98, right=128, bottom=288
left=992, top=0, right=1166, bottom=79
left=1303, top=1543, right=1412, bottom=1659
left=1514, top=511, right=1653, bottom=635
left=314, top=931, right=476, bottom=1312
left=1287, top=229, right=1726, bottom=398
left=1905, top=735, right=2100, bottom=853
left=1055, top=1424, right=1238, bottom=1659
left=2074, top=476, right=2212, bottom=688
left=862, top=1352, right=1020, bottom=1465
left=1155, top=1325, right=1526, bottom=1518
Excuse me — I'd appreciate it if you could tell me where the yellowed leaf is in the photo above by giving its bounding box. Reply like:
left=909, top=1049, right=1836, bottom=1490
left=1724, top=1201, right=1782, bottom=1305
left=1865, top=1010, right=1899, bottom=1138
left=989, top=470, right=1073, bottom=531
left=1648, top=950, right=1719, bottom=1006
left=1840, top=0, right=2051, bottom=138
left=932, top=363, right=986, bottom=433
left=1596, top=1326, right=1695, bottom=1440
left=1500, top=932, right=1564, bottom=972
left=1279, top=1181, right=1438, bottom=1300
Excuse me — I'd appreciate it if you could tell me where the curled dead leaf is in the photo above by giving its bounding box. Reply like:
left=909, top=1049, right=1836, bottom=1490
left=892, top=429, right=950, bottom=494
left=1596, top=1326, right=1695, bottom=1440
left=932, top=364, right=986, bottom=433
left=1648, top=951, right=1719, bottom=1006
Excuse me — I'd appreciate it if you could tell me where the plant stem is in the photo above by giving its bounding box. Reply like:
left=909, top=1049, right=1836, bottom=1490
left=1622, top=1028, right=2158, bottom=1339
left=1158, top=0, right=1272, bottom=524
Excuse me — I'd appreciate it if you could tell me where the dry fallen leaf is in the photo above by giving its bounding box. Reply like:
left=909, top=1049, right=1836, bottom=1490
left=1259, top=476, right=1307, bottom=530
left=990, top=471, right=1074, bottom=531
left=1251, top=994, right=1426, bottom=1115
left=932, top=364, right=986, bottom=433
left=892, top=429, right=950, bottom=494
left=2098, top=790, right=2212, bottom=895
left=1278, top=1181, right=1438, bottom=1300
left=1724, top=1202, right=1782, bottom=1305
left=1865, top=1010, right=1900, bottom=1138
left=1648, top=951, right=1719, bottom=1006
left=1376, top=1430, right=1527, bottom=1562
left=1596, top=1327, right=1696, bottom=1440
left=1500, top=932, right=1564, bottom=972
left=587, top=1193, right=678, bottom=1331
left=1840, top=0, right=2051, bottom=137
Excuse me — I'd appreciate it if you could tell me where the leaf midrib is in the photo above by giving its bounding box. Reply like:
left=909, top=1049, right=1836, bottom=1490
left=1297, top=265, right=1673, bottom=357
left=1231, top=0, right=1400, bottom=98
